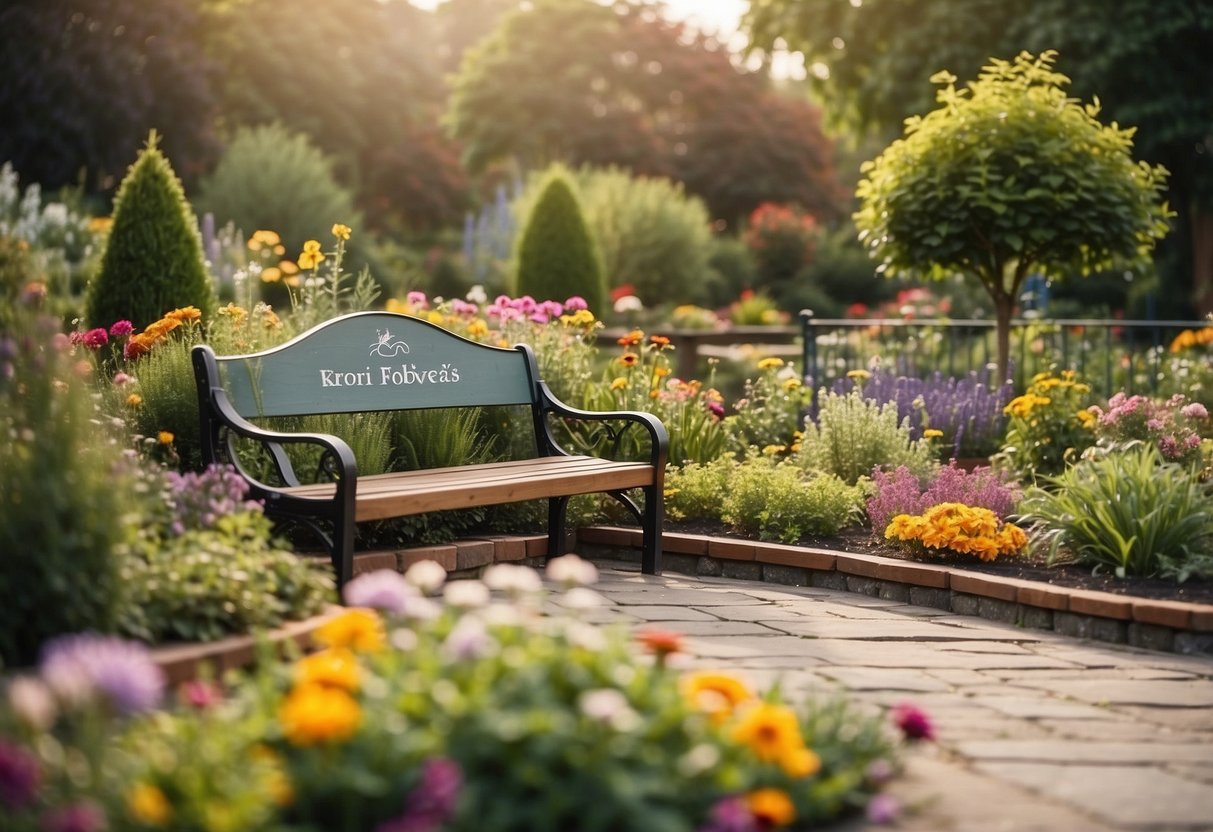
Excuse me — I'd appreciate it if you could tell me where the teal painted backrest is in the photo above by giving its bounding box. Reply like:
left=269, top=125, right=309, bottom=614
left=215, top=312, right=538, bottom=417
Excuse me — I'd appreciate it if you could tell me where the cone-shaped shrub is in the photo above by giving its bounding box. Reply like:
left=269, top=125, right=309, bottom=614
left=511, top=167, right=606, bottom=315
left=86, top=131, right=216, bottom=330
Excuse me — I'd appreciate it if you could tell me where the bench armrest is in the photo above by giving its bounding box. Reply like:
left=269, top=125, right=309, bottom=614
left=536, top=381, right=669, bottom=471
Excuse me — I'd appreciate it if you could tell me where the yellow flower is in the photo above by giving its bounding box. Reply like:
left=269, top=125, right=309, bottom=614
left=126, top=393, right=143, bottom=407
left=166, top=306, right=202, bottom=323
left=294, top=648, right=361, bottom=693
left=746, top=788, right=796, bottom=828
left=157, top=431, right=174, bottom=445
left=731, top=702, right=804, bottom=763
left=279, top=684, right=361, bottom=746
left=331, top=223, right=352, bottom=240
left=88, top=216, right=113, bottom=233
left=757, top=357, right=784, bottom=370
left=297, top=240, right=326, bottom=270
left=262, top=309, right=282, bottom=330
left=680, top=672, right=754, bottom=722
left=923, top=428, right=944, bottom=439
left=780, top=746, right=822, bottom=778
left=618, top=352, right=639, bottom=367
left=127, top=782, right=172, bottom=826
left=261, top=267, right=282, bottom=283
left=248, top=229, right=281, bottom=250
left=278, top=259, right=300, bottom=275
left=466, top=319, right=489, bottom=338
left=314, top=608, right=385, bottom=653
left=217, top=303, right=248, bottom=324
left=610, top=377, right=628, bottom=391
left=762, top=444, right=786, bottom=456
left=782, top=378, right=801, bottom=391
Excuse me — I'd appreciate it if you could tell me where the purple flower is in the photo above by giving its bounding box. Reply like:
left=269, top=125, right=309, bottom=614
left=344, top=570, right=418, bottom=614
left=108, top=320, right=134, bottom=338
left=865, top=793, right=901, bottom=825
left=0, top=740, right=42, bottom=809
left=696, top=796, right=758, bottom=832
left=40, top=634, right=165, bottom=715
left=375, top=758, right=463, bottom=832
left=40, top=800, right=107, bottom=832
left=865, top=758, right=895, bottom=786
left=891, top=701, right=935, bottom=742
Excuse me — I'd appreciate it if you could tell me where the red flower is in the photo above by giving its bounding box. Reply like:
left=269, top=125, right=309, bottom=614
left=891, top=701, right=935, bottom=741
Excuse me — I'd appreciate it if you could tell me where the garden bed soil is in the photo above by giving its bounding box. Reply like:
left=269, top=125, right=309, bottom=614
left=666, top=520, right=1213, bottom=606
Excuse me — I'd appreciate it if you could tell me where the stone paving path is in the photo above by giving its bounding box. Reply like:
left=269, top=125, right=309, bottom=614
left=579, top=564, right=1213, bottom=831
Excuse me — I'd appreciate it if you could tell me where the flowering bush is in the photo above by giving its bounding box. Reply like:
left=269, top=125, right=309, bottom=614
left=727, top=289, right=789, bottom=326
left=0, top=557, right=924, bottom=831
left=1086, top=392, right=1209, bottom=467
left=866, top=463, right=1022, bottom=534
left=992, top=370, right=1095, bottom=482
left=743, top=202, right=819, bottom=289
left=885, top=503, right=1029, bottom=562
left=797, top=374, right=937, bottom=486
left=726, top=356, right=811, bottom=455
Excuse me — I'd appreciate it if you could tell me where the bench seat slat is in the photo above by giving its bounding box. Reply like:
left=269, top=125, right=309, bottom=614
left=280, top=456, right=656, bottom=522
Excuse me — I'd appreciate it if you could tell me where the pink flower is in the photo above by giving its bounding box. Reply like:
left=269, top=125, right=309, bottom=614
left=706, top=401, right=725, bottom=420
left=529, top=312, right=550, bottom=324
left=179, top=680, right=222, bottom=710
left=865, top=794, right=901, bottom=824
left=81, top=328, right=108, bottom=350
left=406, top=291, right=429, bottom=309
left=564, top=296, right=588, bottom=311
left=112, top=372, right=133, bottom=386
left=1181, top=402, right=1209, bottom=420
left=450, top=299, right=478, bottom=316
left=51, top=333, right=72, bottom=352
left=40, top=800, right=107, bottom=832
left=108, top=320, right=134, bottom=337
left=891, top=701, right=935, bottom=741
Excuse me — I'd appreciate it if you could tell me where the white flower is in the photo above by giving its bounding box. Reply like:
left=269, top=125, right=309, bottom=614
left=677, top=743, right=721, bottom=777
left=561, top=587, right=606, bottom=610
left=7, top=676, right=57, bottom=731
left=466, top=284, right=488, bottom=305
left=483, top=563, right=544, bottom=595
left=613, top=295, right=644, bottom=313
left=442, top=616, right=495, bottom=661
left=444, top=579, right=490, bottom=609
left=404, top=559, right=448, bottom=595
left=546, top=554, right=598, bottom=588
left=564, top=621, right=607, bottom=652
left=579, top=688, right=640, bottom=732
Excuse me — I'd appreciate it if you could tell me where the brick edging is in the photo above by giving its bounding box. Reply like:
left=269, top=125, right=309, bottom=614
left=575, top=526, right=1213, bottom=656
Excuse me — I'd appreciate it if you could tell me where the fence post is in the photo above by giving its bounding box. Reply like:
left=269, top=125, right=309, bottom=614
left=799, top=309, right=818, bottom=421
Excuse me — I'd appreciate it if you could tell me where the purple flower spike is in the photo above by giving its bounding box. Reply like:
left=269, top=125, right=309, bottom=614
left=0, top=740, right=43, bottom=809
left=375, top=758, right=463, bottom=832
left=344, top=569, right=419, bottom=614
left=891, top=701, right=935, bottom=742
left=40, top=634, right=165, bottom=716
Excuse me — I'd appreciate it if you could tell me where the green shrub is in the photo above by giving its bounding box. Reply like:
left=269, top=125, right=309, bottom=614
left=515, top=165, right=712, bottom=307
left=665, top=456, right=738, bottom=522
left=722, top=458, right=865, bottom=543
left=797, top=380, right=937, bottom=485
left=0, top=312, right=125, bottom=666
left=511, top=167, right=606, bottom=317
left=194, top=124, right=362, bottom=261
left=726, top=357, right=811, bottom=453
left=1016, top=443, right=1213, bottom=581
left=85, top=132, right=216, bottom=330
left=992, top=370, right=1095, bottom=483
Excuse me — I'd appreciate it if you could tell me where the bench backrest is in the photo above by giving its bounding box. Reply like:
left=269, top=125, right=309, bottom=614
left=209, top=312, right=539, bottom=418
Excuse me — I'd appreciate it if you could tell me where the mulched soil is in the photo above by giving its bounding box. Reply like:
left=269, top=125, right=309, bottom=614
left=667, top=520, right=1213, bottom=606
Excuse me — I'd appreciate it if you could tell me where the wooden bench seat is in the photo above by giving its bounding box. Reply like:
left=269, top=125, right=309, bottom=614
left=192, top=311, right=668, bottom=590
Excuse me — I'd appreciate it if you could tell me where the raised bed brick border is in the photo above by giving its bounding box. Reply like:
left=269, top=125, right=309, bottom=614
left=576, top=526, right=1213, bottom=657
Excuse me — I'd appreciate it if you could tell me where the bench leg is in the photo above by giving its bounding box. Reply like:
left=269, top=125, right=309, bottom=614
left=332, top=513, right=355, bottom=595
left=640, top=484, right=663, bottom=575
left=547, top=495, right=570, bottom=558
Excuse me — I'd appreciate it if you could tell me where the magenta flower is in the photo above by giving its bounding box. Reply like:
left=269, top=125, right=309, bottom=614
left=891, top=701, right=935, bottom=741
left=80, top=328, right=109, bottom=350
left=112, top=371, right=133, bottom=386
left=40, top=800, right=107, bottom=832
left=179, top=679, right=223, bottom=710
left=40, top=634, right=165, bottom=715
left=0, top=741, right=42, bottom=809
left=706, top=400, right=725, bottom=420
left=375, top=758, right=462, bottom=832
left=450, top=299, right=478, bottom=316
left=696, top=796, right=758, bottom=832
left=108, top=320, right=134, bottom=337
left=564, top=295, right=588, bottom=311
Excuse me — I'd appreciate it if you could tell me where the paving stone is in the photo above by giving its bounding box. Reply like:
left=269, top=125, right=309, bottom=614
left=1014, top=679, right=1213, bottom=708
left=614, top=605, right=722, bottom=622
left=815, top=666, right=954, bottom=692
left=765, top=639, right=1084, bottom=670
left=1035, top=719, right=1195, bottom=743
left=926, top=668, right=1000, bottom=687
left=767, top=618, right=1026, bottom=641
left=957, top=739, right=1213, bottom=764
left=972, top=761, right=1213, bottom=828
left=1112, top=705, right=1213, bottom=733
left=597, top=588, right=764, bottom=606
left=642, top=619, right=785, bottom=637
left=680, top=634, right=834, bottom=661
left=702, top=603, right=815, bottom=623
left=974, top=695, right=1116, bottom=720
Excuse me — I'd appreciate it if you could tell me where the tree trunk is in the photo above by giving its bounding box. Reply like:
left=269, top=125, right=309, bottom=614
left=994, top=293, right=1015, bottom=386
left=1192, top=205, right=1213, bottom=317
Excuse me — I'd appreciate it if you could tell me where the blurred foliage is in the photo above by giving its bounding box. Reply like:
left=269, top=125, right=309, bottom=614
left=447, top=0, right=841, bottom=225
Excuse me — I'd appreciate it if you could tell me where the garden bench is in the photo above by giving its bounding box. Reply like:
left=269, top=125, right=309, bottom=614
left=192, top=311, right=667, bottom=590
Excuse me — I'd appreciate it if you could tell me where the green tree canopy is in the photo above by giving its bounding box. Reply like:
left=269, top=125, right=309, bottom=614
left=854, top=52, right=1171, bottom=381
left=447, top=0, right=842, bottom=225
left=744, top=0, right=1213, bottom=314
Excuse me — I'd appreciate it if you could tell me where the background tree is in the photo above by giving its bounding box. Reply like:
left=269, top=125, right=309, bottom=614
left=86, top=133, right=217, bottom=330
left=512, top=168, right=606, bottom=315
left=745, top=0, right=1213, bottom=315
left=0, top=0, right=220, bottom=196
left=203, top=0, right=468, bottom=232
left=853, top=53, right=1171, bottom=383
left=447, top=0, right=841, bottom=225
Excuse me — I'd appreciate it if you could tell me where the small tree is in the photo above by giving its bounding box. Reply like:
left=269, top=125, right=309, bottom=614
left=86, top=132, right=216, bottom=330
left=511, top=167, right=606, bottom=315
left=854, top=51, right=1172, bottom=382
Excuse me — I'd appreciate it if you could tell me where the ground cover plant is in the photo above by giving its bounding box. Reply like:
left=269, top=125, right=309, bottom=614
left=0, top=558, right=932, bottom=831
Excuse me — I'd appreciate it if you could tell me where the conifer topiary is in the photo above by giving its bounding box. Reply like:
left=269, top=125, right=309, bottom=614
left=86, top=131, right=216, bottom=330
left=511, top=167, right=606, bottom=315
